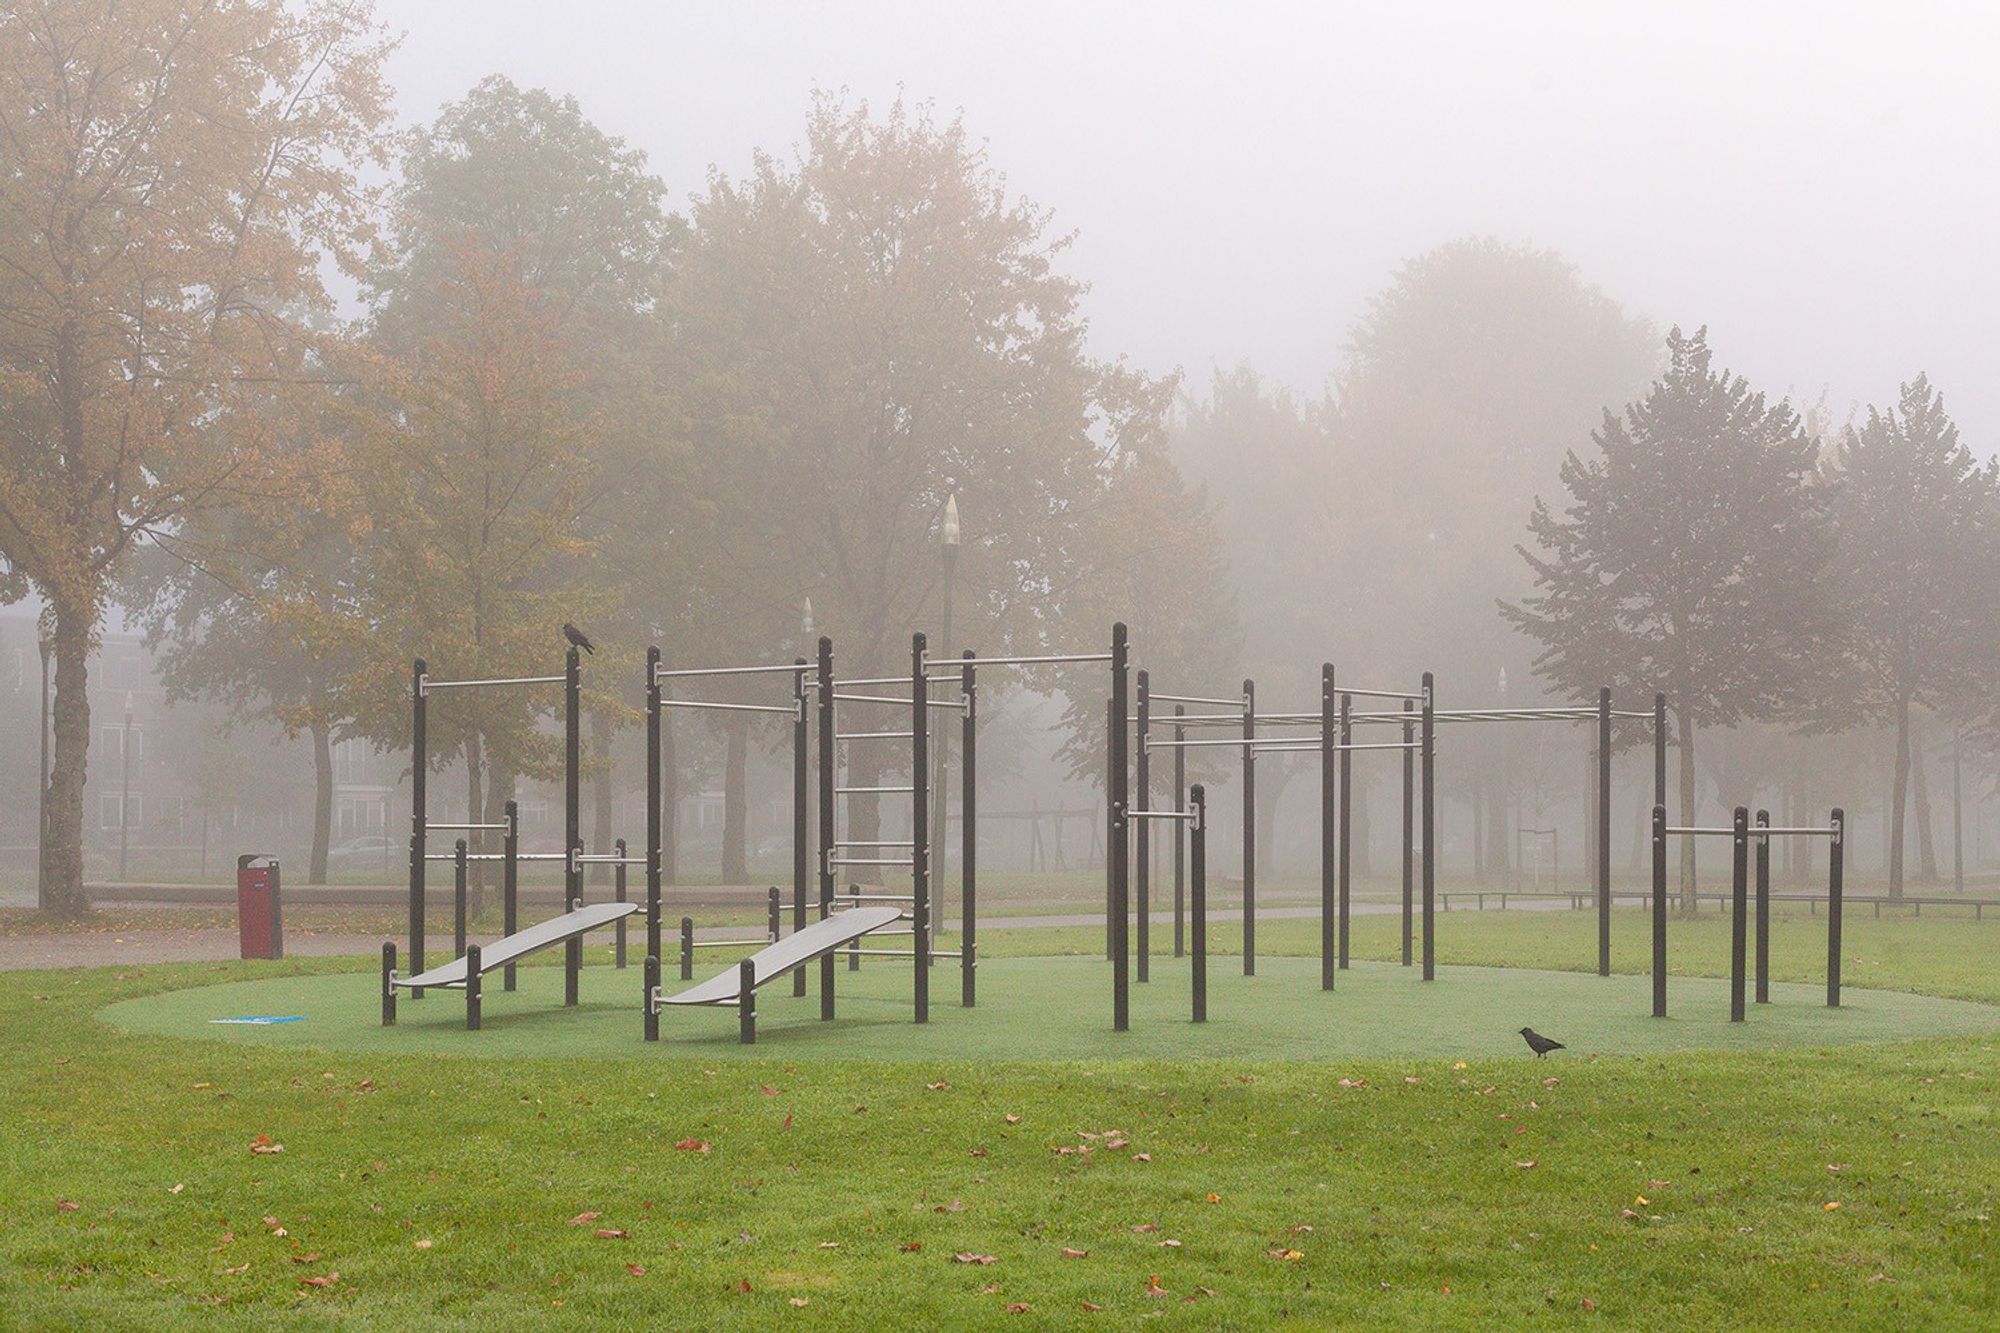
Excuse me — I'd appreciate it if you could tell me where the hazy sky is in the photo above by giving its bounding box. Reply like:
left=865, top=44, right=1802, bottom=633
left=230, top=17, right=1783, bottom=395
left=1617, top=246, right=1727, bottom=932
left=373, top=0, right=2000, bottom=446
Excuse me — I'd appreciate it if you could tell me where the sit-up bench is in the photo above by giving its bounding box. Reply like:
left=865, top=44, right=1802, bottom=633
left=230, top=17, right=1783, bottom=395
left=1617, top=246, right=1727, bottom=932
left=645, top=905, right=902, bottom=1044
left=382, top=901, right=640, bottom=1029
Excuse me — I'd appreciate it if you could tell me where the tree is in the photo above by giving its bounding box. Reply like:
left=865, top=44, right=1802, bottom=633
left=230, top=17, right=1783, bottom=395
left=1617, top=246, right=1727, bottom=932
left=1819, top=376, right=1999, bottom=898
left=670, top=94, right=1180, bottom=840
left=1504, top=327, right=1835, bottom=906
left=0, top=1, right=391, bottom=915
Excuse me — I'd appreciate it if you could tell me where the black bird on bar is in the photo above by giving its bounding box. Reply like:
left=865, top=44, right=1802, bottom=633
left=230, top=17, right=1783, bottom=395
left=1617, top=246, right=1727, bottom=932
left=1518, top=1027, right=1565, bottom=1058
left=563, top=623, right=595, bottom=655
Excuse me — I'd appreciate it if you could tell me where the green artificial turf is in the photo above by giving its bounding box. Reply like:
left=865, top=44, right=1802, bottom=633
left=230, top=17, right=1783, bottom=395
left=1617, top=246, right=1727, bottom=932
left=100, top=953, right=2000, bottom=1063
left=3, top=910, right=1995, bottom=1329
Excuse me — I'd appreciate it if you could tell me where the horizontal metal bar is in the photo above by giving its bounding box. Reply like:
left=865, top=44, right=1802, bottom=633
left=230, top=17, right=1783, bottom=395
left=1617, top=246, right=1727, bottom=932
left=687, top=937, right=776, bottom=949
left=575, top=854, right=648, bottom=865
left=836, top=785, right=915, bottom=794
left=836, top=730, right=913, bottom=740
left=1145, top=736, right=1310, bottom=748
left=951, top=652, right=1113, bottom=667
left=423, top=852, right=507, bottom=862
left=424, top=674, right=565, bottom=691
left=1148, top=692, right=1242, bottom=707
left=514, top=852, right=570, bottom=861
left=833, top=692, right=964, bottom=709
left=835, top=893, right=917, bottom=902
left=1749, top=826, right=1841, bottom=837
left=1157, top=713, right=1248, bottom=725
left=1126, top=810, right=1196, bottom=821
left=654, top=662, right=810, bottom=680
left=426, top=821, right=509, bottom=831
left=1664, top=827, right=1740, bottom=836
left=1339, top=685, right=1423, bottom=700
left=835, top=676, right=923, bottom=689
left=835, top=839, right=916, bottom=847
left=829, top=857, right=915, bottom=866
left=845, top=946, right=920, bottom=956
left=660, top=698, right=795, bottom=715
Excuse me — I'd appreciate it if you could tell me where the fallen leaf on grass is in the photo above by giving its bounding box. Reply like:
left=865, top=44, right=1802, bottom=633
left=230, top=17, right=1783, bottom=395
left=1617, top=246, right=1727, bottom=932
left=1133, top=1153, right=1152, bottom=1163
left=760, top=1085, right=780, bottom=1097
left=818, top=1241, right=840, bottom=1250
left=926, top=1081, right=951, bottom=1092
left=1105, top=1139, right=1129, bottom=1151
left=568, top=1212, right=602, bottom=1226
left=970, top=1147, right=990, bottom=1158
left=1005, top=1302, right=1031, bottom=1314
left=56, top=1199, right=80, bottom=1213
left=414, top=1239, right=432, bottom=1250
left=1823, top=1201, right=1842, bottom=1211
left=1146, top=1274, right=1169, bottom=1297
left=1131, top=1223, right=1159, bottom=1234
left=898, top=1242, right=922, bottom=1253
left=1290, top=1224, right=1314, bottom=1234
left=289, top=1252, right=321, bottom=1264
left=1634, top=1195, right=1648, bottom=1206
left=170, top=1184, right=184, bottom=1195
left=299, top=1272, right=339, bottom=1290
left=1060, top=1248, right=1088, bottom=1259
left=1581, top=1297, right=1597, bottom=1310
left=1158, top=1239, right=1181, bottom=1249
left=249, top=1135, right=284, bottom=1156
left=1269, top=1248, right=1304, bottom=1262
left=223, top=1263, right=249, bottom=1276
left=674, top=1138, right=710, bottom=1154
left=627, top=1264, right=646, bottom=1276
left=789, top=1296, right=808, bottom=1306
left=1004, top=1113, right=1021, bottom=1124
left=595, top=1229, right=630, bottom=1240
left=1515, top=1160, right=1537, bottom=1169
left=954, top=1253, right=997, bottom=1265
left=738, top=1279, right=752, bottom=1293
left=1205, top=1193, right=1221, bottom=1204
left=934, top=1200, right=965, bottom=1214
left=1081, top=1300, right=1103, bottom=1311
left=1542, top=1077, right=1561, bottom=1088
left=1404, top=1076, right=1421, bottom=1085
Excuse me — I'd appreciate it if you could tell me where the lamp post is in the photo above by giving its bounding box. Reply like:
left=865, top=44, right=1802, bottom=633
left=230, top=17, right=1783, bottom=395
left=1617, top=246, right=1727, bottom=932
left=932, top=495, right=960, bottom=910
left=119, top=691, right=134, bottom=882
left=37, top=632, right=50, bottom=911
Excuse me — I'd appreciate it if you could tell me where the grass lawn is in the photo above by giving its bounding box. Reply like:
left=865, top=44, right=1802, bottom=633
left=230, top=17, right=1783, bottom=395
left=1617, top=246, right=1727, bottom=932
left=1, top=909, right=1994, bottom=1328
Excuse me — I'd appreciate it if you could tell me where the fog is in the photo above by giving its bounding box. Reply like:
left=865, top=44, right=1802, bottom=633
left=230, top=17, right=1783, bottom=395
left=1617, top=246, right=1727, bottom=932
left=379, top=0, right=2000, bottom=440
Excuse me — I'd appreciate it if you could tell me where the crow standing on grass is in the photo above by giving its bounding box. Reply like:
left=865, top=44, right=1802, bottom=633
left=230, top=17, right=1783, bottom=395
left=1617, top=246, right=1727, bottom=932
left=563, top=623, right=595, bottom=655
left=1519, top=1027, right=1565, bottom=1058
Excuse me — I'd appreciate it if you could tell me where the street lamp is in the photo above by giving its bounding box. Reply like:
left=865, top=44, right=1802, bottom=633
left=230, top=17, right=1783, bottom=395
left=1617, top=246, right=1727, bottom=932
left=119, top=690, right=134, bottom=882
left=932, top=494, right=961, bottom=910
left=37, top=632, right=50, bottom=911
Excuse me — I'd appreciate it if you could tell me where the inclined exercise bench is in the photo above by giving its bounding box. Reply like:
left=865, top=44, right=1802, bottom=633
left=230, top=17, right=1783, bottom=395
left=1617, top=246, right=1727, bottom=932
left=381, top=901, right=640, bottom=1030
left=645, top=905, right=903, bottom=1045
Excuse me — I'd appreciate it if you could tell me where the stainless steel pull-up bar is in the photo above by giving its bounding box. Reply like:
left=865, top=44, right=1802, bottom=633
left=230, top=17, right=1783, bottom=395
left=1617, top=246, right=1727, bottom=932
left=836, top=784, right=915, bottom=795
left=836, top=730, right=914, bottom=740
left=1125, top=809, right=1196, bottom=821
left=947, top=652, right=1113, bottom=667
left=832, top=691, right=966, bottom=709
left=1148, top=692, right=1242, bottom=707
left=1340, top=685, right=1424, bottom=700
left=422, top=674, right=565, bottom=693
left=660, top=698, right=796, bottom=715
left=654, top=662, right=811, bottom=680
left=426, top=821, right=510, bottom=831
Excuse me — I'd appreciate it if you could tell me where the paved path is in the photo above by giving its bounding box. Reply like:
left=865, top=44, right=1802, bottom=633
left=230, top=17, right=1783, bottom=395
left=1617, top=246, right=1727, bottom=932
left=0, top=896, right=1584, bottom=972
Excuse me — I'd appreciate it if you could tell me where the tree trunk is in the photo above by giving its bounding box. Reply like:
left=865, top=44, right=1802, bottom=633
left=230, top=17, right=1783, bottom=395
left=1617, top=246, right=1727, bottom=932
left=721, top=715, right=748, bottom=884
left=1676, top=710, right=1697, bottom=911
left=1911, top=719, right=1938, bottom=883
left=590, top=710, right=614, bottom=885
left=1888, top=690, right=1910, bottom=901
left=43, top=598, right=95, bottom=918
left=308, top=720, right=333, bottom=884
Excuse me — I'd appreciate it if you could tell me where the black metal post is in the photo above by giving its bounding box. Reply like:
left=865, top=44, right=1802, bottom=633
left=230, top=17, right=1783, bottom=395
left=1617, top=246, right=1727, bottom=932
left=1598, top=686, right=1612, bottom=977
left=817, top=636, right=836, bottom=1019
left=643, top=954, right=659, bottom=1041
left=381, top=942, right=397, bottom=1025
left=1320, top=664, right=1335, bottom=991
left=1651, top=803, right=1667, bottom=1017
left=1174, top=705, right=1186, bottom=959
left=1242, top=677, right=1255, bottom=977
left=1828, top=808, right=1845, bottom=1008
left=465, top=944, right=482, bottom=1031
left=1421, top=672, right=1436, bottom=980
left=614, top=838, right=628, bottom=969
left=848, top=884, right=861, bottom=970
left=1339, top=691, right=1353, bottom=969
left=453, top=839, right=468, bottom=959
left=1402, top=699, right=1414, bottom=967
left=1106, top=695, right=1116, bottom=963
left=962, top=651, right=977, bottom=1007
left=680, top=915, right=694, bottom=981
left=409, top=658, right=428, bottom=999
left=911, top=632, right=930, bottom=1024
left=1135, top=670, right=1150, bottom=984
left=646, top=647, right=663, bottom=972
left=503, top=799, right=520, bottom=991
left=1110, top=623, right=1130, bottom=1031
left=563, top=646, right=582, bottom=1007
left=1730, top=806, right=1748, bottom=1022
left=1653, top=693, right=1668, bottom=810
left=767, top=886, right=782, bottom=940
left=1754, top=809, right=1770, bottom=1004
left=793, top=660, right=809, bottom=996
left=1191, top=784, right=1207, bottom=1023
left=739, top=958, right=757, bottom=1044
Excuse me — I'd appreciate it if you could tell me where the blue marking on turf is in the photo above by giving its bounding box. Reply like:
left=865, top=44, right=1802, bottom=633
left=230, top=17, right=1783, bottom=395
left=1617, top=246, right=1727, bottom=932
left=208, top=1016, right=306, bottom=1025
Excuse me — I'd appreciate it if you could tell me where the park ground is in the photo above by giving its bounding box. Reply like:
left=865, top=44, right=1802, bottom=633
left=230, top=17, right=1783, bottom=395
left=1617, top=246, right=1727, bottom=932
left=0, top=896, right=1993, bottom=1329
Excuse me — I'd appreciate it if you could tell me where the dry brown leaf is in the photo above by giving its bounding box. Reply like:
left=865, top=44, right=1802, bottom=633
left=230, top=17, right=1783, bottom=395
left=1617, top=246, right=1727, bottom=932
left=1145, top=1273, right=1169, bottom=1297
left=594, top=1229, right=630, bottom=1240
left=674, top=1138, right=710, bottom=1154
left=1005, top=1302, right=1031, bottom=1314
left=1004, top=1113, right=1022, bottom=1124
left=299, top=1272, right=339, bottom=1289
left=1269, top=1248, right=1304, bottom=1262
left=249, top=1135, right=284, bottom=1156
left=56, top=1200, right=80, bottom=1213
left=1131, top=1223, right=1159, bottom=1234
left=627, top=1264, right=647, bottom=1277
left=1516, top=1160, right=1538, bottom=1169
left=954, top=1253, right=998, bottom=1265
left=223, top=1262, right=249, bottom=1276
left=934, top=1199, right=965, bottom=1214
left=414, top=1239, right=433, bottom=1250
left=760, top=1085, right=780, bottom=1097
left=899, top=1241, right=922, bottom=1253
left=1081, top=1300, right=1103, bottom=1311
left=789, top=1296, right=808, bottom=1306
left=1205, top=1192, right=1221, bottom=1203
left=1133, top=1152, right=1152, bottom=1162
left=926, top=1081, right=951, bottom=1091
left=169, top=1184, right=184, bottom=1195
left=1060, top=1247, right=1088, bottom=1259
left=568, top=1212, right=602, bottom=1226
left=1581, top=1297, right=1597, bottom=1310
left=1158, top=1239, right=1181, bottom=1249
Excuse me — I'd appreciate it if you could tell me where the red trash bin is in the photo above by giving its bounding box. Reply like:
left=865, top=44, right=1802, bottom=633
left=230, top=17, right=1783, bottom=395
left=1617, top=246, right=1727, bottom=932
left=237, top=855, right=283, bottom=960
